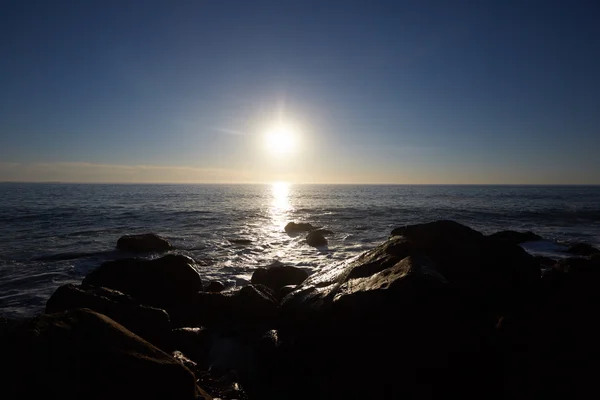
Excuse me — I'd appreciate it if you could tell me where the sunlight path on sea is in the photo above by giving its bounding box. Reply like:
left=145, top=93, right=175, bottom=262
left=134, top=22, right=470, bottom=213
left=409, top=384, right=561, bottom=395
left=269, top=181, right=292, bottom=230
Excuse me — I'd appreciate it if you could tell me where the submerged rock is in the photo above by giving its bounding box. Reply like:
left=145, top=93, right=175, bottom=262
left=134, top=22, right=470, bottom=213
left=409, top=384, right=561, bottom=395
left=251, top=265, right=309, bottom=292
left=83, top=254, right=202, bottom=309
left=488, top=230, right=542, bottom=244
left=565, top=242, right=600, bottom=256
left=46, top=283, right=171, bottom=347
left=284, top=222, right=315, bottom=233
left=117, top=233, right=173, bottom=253
left=2, top=308, right=197, bottom=400
left=306, top=231, right=327, bottom=247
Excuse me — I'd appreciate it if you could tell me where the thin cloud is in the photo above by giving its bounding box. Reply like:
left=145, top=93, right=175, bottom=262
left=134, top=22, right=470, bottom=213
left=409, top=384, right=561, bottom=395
left=0, top=162, right=255, bottom=183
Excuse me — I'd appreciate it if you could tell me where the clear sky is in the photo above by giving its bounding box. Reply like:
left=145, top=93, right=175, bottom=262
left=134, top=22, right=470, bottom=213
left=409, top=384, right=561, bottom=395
left=1, top=0, right=599, bottom=184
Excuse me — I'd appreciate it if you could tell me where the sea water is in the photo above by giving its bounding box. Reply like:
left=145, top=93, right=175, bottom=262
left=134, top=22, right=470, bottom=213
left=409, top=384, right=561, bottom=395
left=1, top=183, right=599, bottom=317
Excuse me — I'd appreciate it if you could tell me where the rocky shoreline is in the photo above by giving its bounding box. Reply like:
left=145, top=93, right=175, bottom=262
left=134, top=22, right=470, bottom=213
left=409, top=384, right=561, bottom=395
left=2, top=221, right=599, bottom=399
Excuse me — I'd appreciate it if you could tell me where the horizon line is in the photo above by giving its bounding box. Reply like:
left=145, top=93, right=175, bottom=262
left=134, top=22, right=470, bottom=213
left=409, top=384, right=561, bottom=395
left=1, top=181, right=599, bottom=186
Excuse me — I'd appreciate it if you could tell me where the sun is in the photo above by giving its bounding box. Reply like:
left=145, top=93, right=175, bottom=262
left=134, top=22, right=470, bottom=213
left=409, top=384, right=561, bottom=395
left=264, top=123, right=298, bottom=156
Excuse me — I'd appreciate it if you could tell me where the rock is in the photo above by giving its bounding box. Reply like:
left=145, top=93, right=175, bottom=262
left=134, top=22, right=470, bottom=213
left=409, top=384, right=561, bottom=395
left=2, top=308, right=198, bottom=399
left=229, top=238, right=252, bottom=245
left=83, top=254, right=202, bottom=309
left=280, top=250, right=493, bottom=399
left=389, top=220, right=540, bottom=311
left=487, top=230, right=542, bottom=244
left=169, top=285, right=278, bottom=332
left=501, top=255, right=600, bottom=398
left=46, top=283, right=171, bottom=347
left=284, top=222, right=314, bottom=233
left=251, top=265, right=309, bottom=292
left=169, top=327, right=213, bottom=369
left=565, top=242, right=600, bottom=256
left=279, top=284, right=297, bottom=299
left=313, top=229, right=334, bottom=235
left=116, top=233, right=173, bottom=253
left=306, top=231, right=327, bottom=247
left=276, top=220, right=541, bottom=399
left=534, top=255, right=557, bottom=268
left=205, top=281, right=226, bottom=292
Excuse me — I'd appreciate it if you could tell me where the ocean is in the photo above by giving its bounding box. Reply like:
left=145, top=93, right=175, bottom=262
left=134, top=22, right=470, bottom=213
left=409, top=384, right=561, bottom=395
left=1, top=183, right=599, bottom=318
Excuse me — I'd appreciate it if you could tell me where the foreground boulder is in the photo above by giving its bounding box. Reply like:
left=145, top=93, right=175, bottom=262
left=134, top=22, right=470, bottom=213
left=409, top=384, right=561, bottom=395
left=501, top=255, right=600, bottom=398
left=117, top=233, right=173, bottom=252
left=284, top=222, right=314, bottom=233
left=205, top=281, right=226, bottom=292
left=390, top=220, right=540, bottom=312
left=46, top=284, right=171, bottom=346
left=306, top=231, right=327, bottom=247
left=169, top=284, right=278, bottom=332
left=487, top=230, right=542, bottom=244
left=565, top=242, right=600, bottom=256
left=276, top=220, right=541, bottom=399
left=251, top=265, right=309, bottom=292
left=2, top=308, right=197, bottom=400
left=83, top=254, right=202, bottom=309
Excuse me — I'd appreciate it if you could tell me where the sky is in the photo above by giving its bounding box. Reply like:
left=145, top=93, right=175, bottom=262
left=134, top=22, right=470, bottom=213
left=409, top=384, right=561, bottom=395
left=1, top=0, right=599, bottom=184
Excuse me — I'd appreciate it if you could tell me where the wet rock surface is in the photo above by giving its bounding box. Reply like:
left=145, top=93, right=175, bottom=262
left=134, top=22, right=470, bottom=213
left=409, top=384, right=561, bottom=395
left=116, top=233, right=173, bottom=253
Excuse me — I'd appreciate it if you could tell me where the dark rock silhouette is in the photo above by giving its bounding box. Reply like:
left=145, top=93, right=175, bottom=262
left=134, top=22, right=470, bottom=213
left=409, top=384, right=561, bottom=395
left=284, top=222, right=314, bottom=233
left=278, top=284, right=297, bottom=299
left=229, top=238, right=253, bottom=245
left=9, top=220, right=600, bottom=399
left=83, top=254, right=202, bottom=309
left=251, top=265, right=309, bottom=292
left=488, top=230, right=542, bottom=243
left=312, top=228, right=334, bottom=235
left=205, top=281, right=226, bottom=292
left=565, top=242, right=600, bottom=256
left=500, top=255, right=600, bottom=398
left=306, top=231, right=327, bottom=247
left=169, top=284, right=278, bottom=332
left=534, top=255, right=557, bottom=268
left=46, top=283, right=171, bottom=346
left=277, top=220, right=541, bottom=399
left=2, top=308, right=197, bottom=400
left=169, top=327, right=213, bottom=370
left=116, top=233, right=173, bottom=252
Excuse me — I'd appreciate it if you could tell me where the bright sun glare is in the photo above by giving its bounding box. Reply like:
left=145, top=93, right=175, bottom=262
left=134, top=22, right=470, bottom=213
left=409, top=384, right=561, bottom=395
left=264, top=124, right=298, bottom=156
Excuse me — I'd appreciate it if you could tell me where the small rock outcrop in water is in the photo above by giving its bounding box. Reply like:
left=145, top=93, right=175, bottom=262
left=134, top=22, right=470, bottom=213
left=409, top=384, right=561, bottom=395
left=2, top=308, right=197, bottom=399
left=565, top=242, right=600, bottom=256
left=306, top=231, right=327, bottom=247
left=83, top=254, right=202, bottom=309
left=117, top=233, right=173, bottom=253
left=251, top=265, right=309, bottom=292
left=229, top=238, right=253, bottom=245
left=284, top=222, right=315, bottom=233
left=487, top=230, right=542, bottom=244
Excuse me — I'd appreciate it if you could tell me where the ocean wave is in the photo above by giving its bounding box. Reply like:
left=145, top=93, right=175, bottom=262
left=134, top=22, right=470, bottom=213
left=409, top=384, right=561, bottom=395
left=32, top=250, right=118, bottom=262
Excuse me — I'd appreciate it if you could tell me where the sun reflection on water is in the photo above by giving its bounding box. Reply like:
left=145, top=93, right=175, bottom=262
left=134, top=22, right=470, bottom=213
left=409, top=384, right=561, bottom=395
left=270, top=181, right=292, bottom=229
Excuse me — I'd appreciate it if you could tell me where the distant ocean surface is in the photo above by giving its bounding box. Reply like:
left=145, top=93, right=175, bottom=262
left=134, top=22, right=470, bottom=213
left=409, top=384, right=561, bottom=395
left=1, top=183, right=599, bottom=318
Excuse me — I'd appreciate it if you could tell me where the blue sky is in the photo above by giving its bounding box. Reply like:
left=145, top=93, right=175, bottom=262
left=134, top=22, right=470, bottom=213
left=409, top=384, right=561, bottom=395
left=1, top=0, right=599, bottom=183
